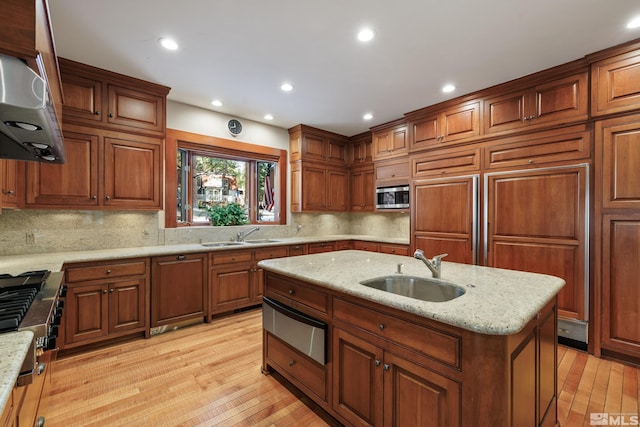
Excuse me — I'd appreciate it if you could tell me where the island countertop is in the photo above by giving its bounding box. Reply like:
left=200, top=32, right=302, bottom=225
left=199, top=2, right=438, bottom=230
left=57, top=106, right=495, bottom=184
left=257, top=250, right=565, bottom=335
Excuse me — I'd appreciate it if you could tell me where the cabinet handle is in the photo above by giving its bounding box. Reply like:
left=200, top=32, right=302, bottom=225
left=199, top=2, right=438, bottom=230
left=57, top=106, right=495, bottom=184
left=383, top=364, right=390, bottom=371
left=375, top=360, right=381, bottom=367
left=102, top=289, right=108, bottom=294
left=379, top=324, right=385, bottom=331
left=528, top=159, right=534, bottom=164
left=94, top=111, right=100, bottom=115
left=105, top=195, right=111, bottom=200
left=106, top=269, right=112, bottom=274
left=4, top=190, right=14, bottom=195
left=109, top=288, right=115, bottom=293
left=37, top=363, right=46, bottom=375
left=109, top=113, right=114, bottom=118
left=288, top=289, right=294, bottom=295
left=177, top=255, right=186, bottom=260
left=35, top=417, right=45, bottom=427
left=91, top=195, right=97, bottom=200
left=288, top=360, right=296, bottom=367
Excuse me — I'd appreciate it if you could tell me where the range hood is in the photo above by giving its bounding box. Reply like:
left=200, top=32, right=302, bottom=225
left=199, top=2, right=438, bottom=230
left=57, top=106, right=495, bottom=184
left=0, top=53, right=65, bottom=163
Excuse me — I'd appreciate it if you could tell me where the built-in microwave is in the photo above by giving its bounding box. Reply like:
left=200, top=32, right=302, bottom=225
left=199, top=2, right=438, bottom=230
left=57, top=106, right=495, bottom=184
left=376, top=185, right=409, bottom=209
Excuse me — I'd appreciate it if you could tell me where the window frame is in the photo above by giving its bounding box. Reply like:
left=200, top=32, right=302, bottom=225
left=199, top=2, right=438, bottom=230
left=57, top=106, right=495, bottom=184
left=165, top=129, right=287, bottom=227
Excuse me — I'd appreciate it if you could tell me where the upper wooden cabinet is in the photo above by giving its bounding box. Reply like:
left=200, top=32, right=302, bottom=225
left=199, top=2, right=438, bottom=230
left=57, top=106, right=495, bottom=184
left=591, top=47, right=640, bottom=117
left=0, top=160, right=24, bottom=210
left=350, top=165, right=375, bottom=212
left=0, top=0, right=63, bottom=127
left=371, top=120, right=408, bottom=160
left=408, top=101, right=480, bottom=152
left=348, top=131, right=373, bottom=165
left=483, top=71, right=588, bottom=136
left=59, top=58, right=170, bottom=137
left=289, top=124, right=349, bottom=166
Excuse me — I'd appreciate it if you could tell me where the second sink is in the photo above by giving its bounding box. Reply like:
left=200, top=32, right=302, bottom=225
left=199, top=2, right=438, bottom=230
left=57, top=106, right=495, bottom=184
left=360, top=275, right=465, bottom=302
left=244, top=239, right=281, bottom=244
left=201, top=241, right=245, bottom=247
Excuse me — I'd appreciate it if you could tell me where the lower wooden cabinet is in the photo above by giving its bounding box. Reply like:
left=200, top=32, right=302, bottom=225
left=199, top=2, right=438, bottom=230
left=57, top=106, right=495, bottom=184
left=62, top=258, right=149, bottom=348
left=151, top=253, right=207, bottom=326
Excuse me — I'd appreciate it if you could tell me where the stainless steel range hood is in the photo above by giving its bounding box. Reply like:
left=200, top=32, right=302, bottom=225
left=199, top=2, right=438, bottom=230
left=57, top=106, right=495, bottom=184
left=0, top=53, right=65, bottom=163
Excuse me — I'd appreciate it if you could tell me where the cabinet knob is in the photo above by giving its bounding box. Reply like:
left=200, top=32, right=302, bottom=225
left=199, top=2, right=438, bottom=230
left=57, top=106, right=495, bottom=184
left=288, top=360, right=296, bottom=367
left=94, top=111, right=100, bottom=115
left=4, top=190, right=14, bottom=195
left=91, top=195, right=97, bottom=200
left=375, top=360, right=381, bottom=367
left=105, top=195, right=111, bottom=200
left=383, top=364, right=390, bottom=371
left=177, top=255, right=186, bottom=260
left=106, top=269, right=112, bottom=274
left=108, top=113, right=114, bottom=118
left=102, top=289, right=108, bottom=294
left=288, top=289, right=294, bottom=295
left=528, top=159, right=534, bottom=164
left=109, top=288, right=115, bottom=293
left=379, top=324, right=385, bottom=331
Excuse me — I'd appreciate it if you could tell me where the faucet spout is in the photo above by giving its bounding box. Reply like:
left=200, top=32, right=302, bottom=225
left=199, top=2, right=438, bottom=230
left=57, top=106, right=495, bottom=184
left=236, top=226, right=260, bottom=242
left=413, top=249, right=448, bottom=278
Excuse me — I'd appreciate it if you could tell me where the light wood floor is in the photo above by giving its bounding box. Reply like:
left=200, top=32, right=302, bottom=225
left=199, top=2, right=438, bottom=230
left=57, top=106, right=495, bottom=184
left=45, top=308, right=640, bottom=427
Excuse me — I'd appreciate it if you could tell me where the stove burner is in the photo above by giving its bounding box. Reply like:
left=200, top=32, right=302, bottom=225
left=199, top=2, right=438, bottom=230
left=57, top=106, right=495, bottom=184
left=0, top=270, right=51, bottom=333
left=0, top=270, right=50, bottom=291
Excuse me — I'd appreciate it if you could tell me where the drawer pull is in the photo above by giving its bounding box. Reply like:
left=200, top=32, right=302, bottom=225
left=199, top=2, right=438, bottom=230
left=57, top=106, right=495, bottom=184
left=177, top=255, right=186, bottom=260
left=383, top=364, right=390, bottom=371
left=375, top=360, right=381, bottom=367
left=288, top=289, right=294, bottom=295
left=106, top=269, right=112, bottom=274
left=379, top=324, right=385, bottom=331
left=288, top=360, right=296, bottom=367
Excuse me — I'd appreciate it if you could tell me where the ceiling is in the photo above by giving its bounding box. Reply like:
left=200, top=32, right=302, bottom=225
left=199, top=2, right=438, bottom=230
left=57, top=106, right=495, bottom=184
left=49, top=1, right=640, bottom=137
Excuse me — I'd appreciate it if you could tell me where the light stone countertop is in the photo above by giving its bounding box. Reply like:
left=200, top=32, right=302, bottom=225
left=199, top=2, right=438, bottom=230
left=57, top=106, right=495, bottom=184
left=258, top=250, right=565, bottom=336
left=0, top=234, right=408, bottom=275
left=0, top=331, right=33, bottom=416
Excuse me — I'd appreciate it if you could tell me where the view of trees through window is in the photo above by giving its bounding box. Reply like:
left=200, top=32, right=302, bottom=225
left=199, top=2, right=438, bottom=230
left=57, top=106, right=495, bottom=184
left=177, top=149, right=277, bottom=225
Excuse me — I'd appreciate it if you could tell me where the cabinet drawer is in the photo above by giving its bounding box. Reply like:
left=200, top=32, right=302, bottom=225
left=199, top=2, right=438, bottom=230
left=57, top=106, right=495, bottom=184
left=484, top=125, right=591, bottom=169
left=334, top=240, right=353, bottom=251
left=353, top=241, right=379, bottom=252
left=411, top=147, right=480, bottom=178
left=265, top=273, right=328, bottom=315
left=254, top=247, right=288, bottom=261
left=266, top=333, right=327, bottom=401
left=288, top=244, right=307, bottom=256
left=210, top=250, right=252, bottom=265
left=308, top=241, right=335, bottom=254
left=65, top=259, right=147, bottom=282
left=375, top=158, right=410, bottom=181
left=333, top=298, right=461, bottom=369
left=379, top=244, right=409, bottom=256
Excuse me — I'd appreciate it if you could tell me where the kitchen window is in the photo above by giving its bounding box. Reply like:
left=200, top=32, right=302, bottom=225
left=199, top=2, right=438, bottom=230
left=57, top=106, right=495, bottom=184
left=166, top=129, right=287, bottom=227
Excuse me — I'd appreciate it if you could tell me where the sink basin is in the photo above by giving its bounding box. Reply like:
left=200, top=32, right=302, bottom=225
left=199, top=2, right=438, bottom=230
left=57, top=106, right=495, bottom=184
left=244, top=239, right=281, bottom=244
left=359, top=275, right=465, bottom=302
left=201, top=241, right=245, bottom=247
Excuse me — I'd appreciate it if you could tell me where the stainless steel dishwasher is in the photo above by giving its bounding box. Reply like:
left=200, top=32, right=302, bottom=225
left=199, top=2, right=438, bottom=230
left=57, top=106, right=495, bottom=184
left=262, top=296, right=326, bottom=364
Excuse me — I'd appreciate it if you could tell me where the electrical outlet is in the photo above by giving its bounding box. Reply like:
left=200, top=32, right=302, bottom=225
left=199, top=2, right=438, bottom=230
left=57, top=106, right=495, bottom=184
left=25, top=232, right=35, bottom=244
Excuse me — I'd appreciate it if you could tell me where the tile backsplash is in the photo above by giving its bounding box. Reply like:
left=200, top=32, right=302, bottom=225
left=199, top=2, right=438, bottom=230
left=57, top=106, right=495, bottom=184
left=0, top=209, right=410, bottom=255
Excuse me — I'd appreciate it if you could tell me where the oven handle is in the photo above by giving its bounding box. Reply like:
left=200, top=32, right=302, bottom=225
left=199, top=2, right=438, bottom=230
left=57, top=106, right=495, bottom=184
left=263, top=297, right=326, bottom=330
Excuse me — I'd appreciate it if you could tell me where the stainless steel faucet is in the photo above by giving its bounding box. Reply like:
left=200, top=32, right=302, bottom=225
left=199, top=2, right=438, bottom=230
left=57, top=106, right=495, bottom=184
left=413, top=249, right=448, bottom=278
left=236, top=226, right=260, bottom=242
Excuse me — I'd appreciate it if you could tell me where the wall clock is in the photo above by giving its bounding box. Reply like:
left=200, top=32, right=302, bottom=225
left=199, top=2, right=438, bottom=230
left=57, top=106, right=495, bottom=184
left=227, top=119, right=243, bottom=136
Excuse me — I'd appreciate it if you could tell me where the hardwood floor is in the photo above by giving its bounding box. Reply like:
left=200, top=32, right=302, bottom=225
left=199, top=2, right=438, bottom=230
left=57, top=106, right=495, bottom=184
left=45, top=308, right=640, bottom=427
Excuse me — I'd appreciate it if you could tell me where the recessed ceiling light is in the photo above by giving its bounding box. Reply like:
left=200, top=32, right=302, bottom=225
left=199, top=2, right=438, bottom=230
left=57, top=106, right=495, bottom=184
left=211, top=100, right=223, bottom=107
left=628, top=16, right=640, bottom=29
left=363, top=113, right=373, bottom=120
left=159, top=38, right=179, bottom=50
left=357, top=28, right=375, bottom=42
left=264, top=114, right=274, bottom=121
left=281, top=82, right=293, bottom=92
left=442, top=84, right=456, bottom=93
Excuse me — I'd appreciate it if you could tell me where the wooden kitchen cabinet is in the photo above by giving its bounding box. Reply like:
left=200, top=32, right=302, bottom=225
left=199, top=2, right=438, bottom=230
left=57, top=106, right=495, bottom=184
left=372, top=120, right=408, bottom=160
left=25, top=125, right=162, bottom=209
left=353, top=240, right=379, bottom=252
left=350, top=165, right=375, bottom=211
left=62, top=258, right=149, bottom=348
left=413, top=175, right=479, bottom=265
left=290, top=162, right=348, bottom=212
left=151, top=253, right=207, bottom=327
left=307, top=241, right=336, bottom=254
left=591, top=46, right=640, bottom=117
left=349, top=131, right=373, bottom=165
left=378, top=243, right=409, bottom=256
left=411, top=145, right=480, bottom=178
left=289, top=124, right=349, bottom=166
left=0, top=159, right=23, bottom=210
left=408, top=101, right=480, bottom=152
left=59, top=58, right=169, bottom=136
left=483, top=71, right=588, bottom=136
left=209, top=246, right=288, bottom=315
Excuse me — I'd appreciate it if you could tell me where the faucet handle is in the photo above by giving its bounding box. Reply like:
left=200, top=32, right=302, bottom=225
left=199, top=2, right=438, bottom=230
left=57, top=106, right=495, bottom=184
left=431, top=253, right=448, bottom=265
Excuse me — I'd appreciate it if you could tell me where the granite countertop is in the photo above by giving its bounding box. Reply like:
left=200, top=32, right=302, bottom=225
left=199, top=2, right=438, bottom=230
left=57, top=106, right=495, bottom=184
left=258, top=250, right=565, bottom=336
left=0, top=331, right=33, bottom=416
left=0, top=234, right=408, bottom=275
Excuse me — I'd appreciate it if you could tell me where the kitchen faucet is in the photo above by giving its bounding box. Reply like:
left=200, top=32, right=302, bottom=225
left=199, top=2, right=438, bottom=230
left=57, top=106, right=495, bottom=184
left=413, top=249, right=448, bottom=278
left=236, top=226, right=260, bottom=242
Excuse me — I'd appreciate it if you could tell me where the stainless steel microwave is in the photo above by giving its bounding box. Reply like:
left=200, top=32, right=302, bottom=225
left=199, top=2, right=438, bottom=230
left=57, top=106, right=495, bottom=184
left=376, top=185, right=409, bottom=209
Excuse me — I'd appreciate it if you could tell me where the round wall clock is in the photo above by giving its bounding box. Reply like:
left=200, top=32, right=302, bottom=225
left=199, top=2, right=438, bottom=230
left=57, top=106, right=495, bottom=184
left=227, top=119, right=243, bottom=136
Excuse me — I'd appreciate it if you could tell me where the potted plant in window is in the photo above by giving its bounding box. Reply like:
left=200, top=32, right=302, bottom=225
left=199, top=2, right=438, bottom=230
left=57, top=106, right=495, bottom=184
left=206, top=203, right=249, bottom=226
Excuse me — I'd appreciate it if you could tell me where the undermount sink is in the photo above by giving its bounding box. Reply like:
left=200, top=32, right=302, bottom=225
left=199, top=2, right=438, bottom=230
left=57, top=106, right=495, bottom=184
left=244, top=239, right=281, bottom=244
left=201, top=241, right=246, bottom=247
left=359, top=275, right=465, bottom=302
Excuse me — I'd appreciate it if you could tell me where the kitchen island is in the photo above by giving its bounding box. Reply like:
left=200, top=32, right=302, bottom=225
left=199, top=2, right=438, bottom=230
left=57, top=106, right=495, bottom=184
left=258, top=250, right=565, bottom=427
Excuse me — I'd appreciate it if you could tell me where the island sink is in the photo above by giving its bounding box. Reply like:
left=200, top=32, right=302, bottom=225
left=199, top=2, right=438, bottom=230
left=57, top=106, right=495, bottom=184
left=360, top=275, right=465, bottom=302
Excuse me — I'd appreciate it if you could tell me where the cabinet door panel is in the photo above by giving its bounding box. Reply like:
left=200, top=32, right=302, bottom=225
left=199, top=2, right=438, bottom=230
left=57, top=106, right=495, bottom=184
left=484, top=91, right=528, bottom=134
left=60, top=73, right=103, bottom=124
left=108, top=279, right=146, bottom=333
left=65, top=283, right=107, bottom=344
left=1, top=159, right=22, bottom=208
left=302, top=134, right=326, bottom=162
left=384, top=352, right=460, bottom=427
left=333, top=328, right=383, bottom=427
left=413, top=176, right=478, bottom=264
left=442, top=102, right=480, bottom=142
left=601, top=216, right=640, bottom=356
left=533, top=72, right=588, bottom=124
left=103, top=136, right=161, bottom=208
left=107, top=85, right=164, bottom=133
left=592, top=51, right=640, bottom=116
left=326, top=169, right=348, bottom=211
left=512, top=333, right=536, bottom=427
left=600, top=118, right=640, bottom=209
left=411, top=115, right=439, bottom=150
left=25, top=131, right=99, bottom=206
left=301, top=165, right=326, bottom=211
left=210, top=264, right=252, bottom=314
